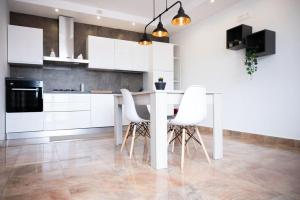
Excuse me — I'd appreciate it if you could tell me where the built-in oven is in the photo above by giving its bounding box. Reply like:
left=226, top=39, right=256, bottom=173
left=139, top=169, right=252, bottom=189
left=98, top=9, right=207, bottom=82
left=6, top=78, right=43, bottom=113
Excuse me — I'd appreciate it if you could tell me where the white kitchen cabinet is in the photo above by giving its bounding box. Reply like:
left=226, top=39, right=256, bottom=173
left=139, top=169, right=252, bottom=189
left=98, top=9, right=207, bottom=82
left=132, top=43, right=150, bottom=72
left=91, top=94, right=114, bottom=127
left=87, top=36, right=150, bottom=72
left=43, top=93, right=91, bottom=130
left=44, top=111, right=90, bottom=130
left=152, top=42, right=174, bottom=72
left=6, top=112, right=44, bottom=133
left=87, top=36, right=115, bottom=70
left=114, top=39, right=150, bottom=72
left=114, top=40, right=133, bottom=70
left=44, top=93, right=90, bottom=112
left=8, top=25, right=43, bottom=65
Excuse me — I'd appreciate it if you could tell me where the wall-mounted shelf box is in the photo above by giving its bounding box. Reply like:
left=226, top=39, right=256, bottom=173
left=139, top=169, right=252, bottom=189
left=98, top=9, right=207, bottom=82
left=246, top=29, right=276, bottom=57
left=226, top=24, right=252, bottom=50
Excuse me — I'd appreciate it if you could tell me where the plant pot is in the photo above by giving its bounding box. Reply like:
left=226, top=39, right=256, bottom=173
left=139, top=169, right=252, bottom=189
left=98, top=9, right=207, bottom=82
left=155, top=82, right=166, bottom=90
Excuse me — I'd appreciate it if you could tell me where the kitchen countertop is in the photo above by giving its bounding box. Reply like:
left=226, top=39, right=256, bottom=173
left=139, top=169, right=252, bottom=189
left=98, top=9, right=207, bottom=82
left=44, top=91, right=117, bottom=94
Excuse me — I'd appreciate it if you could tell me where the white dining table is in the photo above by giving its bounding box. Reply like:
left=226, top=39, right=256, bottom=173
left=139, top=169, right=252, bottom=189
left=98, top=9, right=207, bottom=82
left=114, top=90, right=223, bottom=170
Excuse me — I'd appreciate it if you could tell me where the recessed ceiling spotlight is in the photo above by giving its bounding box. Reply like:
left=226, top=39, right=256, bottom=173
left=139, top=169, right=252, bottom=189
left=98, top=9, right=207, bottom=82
left=97, top=16, right=101, bottom=20
left=132, top=22, right=136, bottom=26
left=210, top=0, right=215, bottom=3
left=55, top=8, right=59, bottom=12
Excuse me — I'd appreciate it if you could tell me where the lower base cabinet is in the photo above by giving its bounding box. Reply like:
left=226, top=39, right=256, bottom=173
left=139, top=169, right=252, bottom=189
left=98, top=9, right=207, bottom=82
left=6, top=112, right=44, bottom=133
left=91, top=94, right=114, bottom=127
left=6, top=94, right=131, bottom=134
left=44, top=111, right=91, bottom=131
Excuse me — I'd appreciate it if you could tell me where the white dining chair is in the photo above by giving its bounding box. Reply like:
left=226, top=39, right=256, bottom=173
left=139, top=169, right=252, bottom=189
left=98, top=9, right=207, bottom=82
left=120, top=89, right=150, bottom=159
left=168, top=85, right=211, bottom=169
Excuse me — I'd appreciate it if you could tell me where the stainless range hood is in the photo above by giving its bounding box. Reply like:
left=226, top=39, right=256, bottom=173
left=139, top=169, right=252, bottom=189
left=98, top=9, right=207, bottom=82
left=44, top=16, right=89, bottom=64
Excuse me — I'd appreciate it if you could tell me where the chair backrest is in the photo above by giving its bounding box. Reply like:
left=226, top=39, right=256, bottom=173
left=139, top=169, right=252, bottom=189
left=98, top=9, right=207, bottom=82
left=120, top=89, right=142, bottom=122
left=173, top=85, right=207, bottom=125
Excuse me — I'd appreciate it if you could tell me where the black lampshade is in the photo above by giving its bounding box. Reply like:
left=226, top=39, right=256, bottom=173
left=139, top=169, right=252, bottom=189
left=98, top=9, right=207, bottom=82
left=171, top=6, right=191, bottom=26
left=152, top=21, right=169, bottom=37
left=138, top=33, right=152, bottom=45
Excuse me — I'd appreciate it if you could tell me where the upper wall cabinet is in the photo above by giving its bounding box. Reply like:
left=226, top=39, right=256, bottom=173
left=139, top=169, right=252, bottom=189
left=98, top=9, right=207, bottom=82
left=114, top=40, right=133, bottom=70
left=87, top=36, right=150, bottom=72
left=114, top=40, right=150, bottom=72
left=8, top=25, right=43, bottom=65
left=87, top=36, right=115, bottom=70
left=152, top=42, right=174, bottom=72
left=132, top=43, right=150, bottom=72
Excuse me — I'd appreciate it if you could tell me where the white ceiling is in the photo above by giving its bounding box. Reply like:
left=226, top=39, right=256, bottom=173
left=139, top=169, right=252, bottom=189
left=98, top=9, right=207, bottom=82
left=9, top=0, right=242, bottom=34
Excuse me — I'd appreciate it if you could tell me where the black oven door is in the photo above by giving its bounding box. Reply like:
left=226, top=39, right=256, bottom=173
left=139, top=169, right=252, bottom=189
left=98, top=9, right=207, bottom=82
left=6, top=79, right=43, bottom=113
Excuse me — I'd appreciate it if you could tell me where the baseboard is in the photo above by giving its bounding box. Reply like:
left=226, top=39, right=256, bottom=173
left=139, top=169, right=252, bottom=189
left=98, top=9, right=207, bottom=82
left=198, top=126, right=300, bottom=150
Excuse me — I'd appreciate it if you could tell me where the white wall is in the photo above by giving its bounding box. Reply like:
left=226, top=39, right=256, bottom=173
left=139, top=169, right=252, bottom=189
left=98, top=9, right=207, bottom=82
left=171, top=0, right=300, bottom=140
left=0, top=0, right=9, bottom=140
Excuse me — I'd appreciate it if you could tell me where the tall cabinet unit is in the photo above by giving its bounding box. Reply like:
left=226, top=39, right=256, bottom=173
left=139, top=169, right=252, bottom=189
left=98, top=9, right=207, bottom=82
left=143, top=42, right=174, bottom=91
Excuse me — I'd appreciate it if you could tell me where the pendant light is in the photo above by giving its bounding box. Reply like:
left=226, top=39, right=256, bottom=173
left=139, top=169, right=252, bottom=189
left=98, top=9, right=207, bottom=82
left=138, top=33, right=152, bottom=45
left=138, top=0, right=191, bottom=45
left=152, top=17, right=169, bottom=37
left=171, top=6, right=191, bottom=26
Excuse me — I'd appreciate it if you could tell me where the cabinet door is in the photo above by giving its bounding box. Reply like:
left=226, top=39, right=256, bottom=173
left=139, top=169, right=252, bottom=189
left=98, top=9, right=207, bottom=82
left=87, top=36, right=115, bottom=69
left=114, top=40, right=133, bottom=70
left=132, top=43, right=150, bottom=72
left=91, top=94, right=114, bottom=127
left=44, top=111, right=90, bottom=130
left=152, top=42, right=174, bottom=71
left=6, top=112, right=44, bottom=133
left=8, top=25, right=43, bottom=65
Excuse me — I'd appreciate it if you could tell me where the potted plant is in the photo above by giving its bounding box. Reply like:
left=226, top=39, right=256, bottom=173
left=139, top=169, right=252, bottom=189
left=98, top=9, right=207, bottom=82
left=155, top=77, right=166, bottom=90
left=245, top=50, right=258, bottom=76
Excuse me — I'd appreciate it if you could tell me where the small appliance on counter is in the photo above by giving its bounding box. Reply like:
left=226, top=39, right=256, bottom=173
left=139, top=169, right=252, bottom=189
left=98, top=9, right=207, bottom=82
left=6, top=78, right=43, bottom=113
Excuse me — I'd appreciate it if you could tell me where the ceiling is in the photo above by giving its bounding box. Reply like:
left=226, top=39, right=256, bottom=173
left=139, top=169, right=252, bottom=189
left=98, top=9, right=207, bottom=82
left=9, top=0, right=242, bottom=34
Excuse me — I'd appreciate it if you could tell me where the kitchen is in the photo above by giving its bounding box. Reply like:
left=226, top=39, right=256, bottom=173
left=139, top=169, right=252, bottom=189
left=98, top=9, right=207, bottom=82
left=6, top=12, right=174, bottom=139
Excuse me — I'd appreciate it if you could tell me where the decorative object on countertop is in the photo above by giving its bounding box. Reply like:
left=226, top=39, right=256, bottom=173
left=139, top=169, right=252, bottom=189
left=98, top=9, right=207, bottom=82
left=245, top=50, right=258, bottom=76
left=139, top=0, right=191, bottom=45
left=80, top=83, right=85, bottom=92
left=77, top=54, right=83, bottom=59
left=155, top=77, right=166, bottom=90
left=50, top=48, right=56, bottom=57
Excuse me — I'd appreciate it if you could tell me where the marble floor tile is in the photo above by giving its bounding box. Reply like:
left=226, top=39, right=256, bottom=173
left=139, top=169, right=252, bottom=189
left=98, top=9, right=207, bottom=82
left=0, top=132, right=299, bottom=200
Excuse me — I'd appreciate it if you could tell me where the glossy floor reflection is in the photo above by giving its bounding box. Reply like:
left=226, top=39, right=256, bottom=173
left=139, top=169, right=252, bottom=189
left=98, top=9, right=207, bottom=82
left=0, top=132, right=300, bottom=200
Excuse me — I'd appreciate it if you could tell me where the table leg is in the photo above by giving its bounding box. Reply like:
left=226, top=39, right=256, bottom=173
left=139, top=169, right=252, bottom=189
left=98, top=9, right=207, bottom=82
left=114, top=96, right=123, bottom=145
left=212, top=94, right=223, bottom=159
left=150, top=92, right=168, bottom=169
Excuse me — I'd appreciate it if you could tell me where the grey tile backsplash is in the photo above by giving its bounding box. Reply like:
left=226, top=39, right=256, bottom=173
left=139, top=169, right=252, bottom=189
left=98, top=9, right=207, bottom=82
left=10, top=65, right=143, bottom=93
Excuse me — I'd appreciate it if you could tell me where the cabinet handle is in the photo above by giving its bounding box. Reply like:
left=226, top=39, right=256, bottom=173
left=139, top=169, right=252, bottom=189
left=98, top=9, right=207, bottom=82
left=11, top=88, right=39, bottom=91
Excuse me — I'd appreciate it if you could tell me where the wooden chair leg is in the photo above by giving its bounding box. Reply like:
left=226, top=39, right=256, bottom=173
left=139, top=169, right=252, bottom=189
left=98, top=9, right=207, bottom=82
left=188, top=127, right=198, bottom=151
left=181, top=129, right=186, bottom=170
left=129, top=125, right=137, bottom=159
left=171, top=138, right=175, bottom=152
left=192, top=138, right=197, bottom=151
left=121, top=124, right=131, bottom=152
left=186, top=138, right=190, bottom=157
left=196, top=127, right=211, bottom=164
